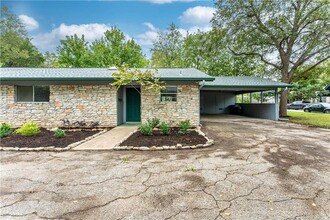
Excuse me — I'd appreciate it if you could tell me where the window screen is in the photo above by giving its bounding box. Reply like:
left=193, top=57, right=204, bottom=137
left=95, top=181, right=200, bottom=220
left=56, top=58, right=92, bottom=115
left=16, top=86, right=50, bottom=102
left=17, top=86, right=33, bottom=102
left=160, top=86, right=177, bottom=102
left=34, top=86, right=50, bottom=102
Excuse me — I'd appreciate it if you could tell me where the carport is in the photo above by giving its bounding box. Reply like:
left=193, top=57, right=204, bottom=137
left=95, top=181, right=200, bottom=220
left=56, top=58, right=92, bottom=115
left=200, top=76, right=291, bottom=120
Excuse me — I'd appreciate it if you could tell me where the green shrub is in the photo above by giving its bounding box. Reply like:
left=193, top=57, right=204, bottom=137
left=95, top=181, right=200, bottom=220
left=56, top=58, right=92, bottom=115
left=159, top=122, right=171, bottom=135
left=54, top=128, right=66, bottom=138
left=147, top=117, right=160, bottom=128
left=178, top=120, right=191, bottom=135
left=15, top=122, right=40, bottom=136
left=138, top=123, right=153, bottom=136
left=0, top=122, right=12, bottom=138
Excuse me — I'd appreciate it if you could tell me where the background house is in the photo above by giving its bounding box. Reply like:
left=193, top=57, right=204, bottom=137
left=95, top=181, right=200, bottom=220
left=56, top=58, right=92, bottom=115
left=321, top=84, right=330, bottom=103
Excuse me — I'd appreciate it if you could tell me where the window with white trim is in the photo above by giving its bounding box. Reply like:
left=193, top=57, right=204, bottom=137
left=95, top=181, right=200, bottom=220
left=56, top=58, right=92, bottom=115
left=16, top=86, right=50, bottom=102
left=160, top=86, right=177, bottom=102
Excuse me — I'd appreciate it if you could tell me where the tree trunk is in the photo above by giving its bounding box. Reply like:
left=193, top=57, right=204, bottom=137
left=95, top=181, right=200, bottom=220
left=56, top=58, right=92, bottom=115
left=279, top=67, right=290, bottom=117
left=279, top=89, right=288, bottom=117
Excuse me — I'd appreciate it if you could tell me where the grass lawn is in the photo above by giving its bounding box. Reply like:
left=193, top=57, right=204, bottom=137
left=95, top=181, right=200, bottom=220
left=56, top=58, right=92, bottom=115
left=287, top=111, right=330, bottom=129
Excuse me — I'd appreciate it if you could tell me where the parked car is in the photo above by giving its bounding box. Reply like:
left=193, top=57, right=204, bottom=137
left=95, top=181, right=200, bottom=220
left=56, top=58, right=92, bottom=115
left=303, top=103, right=330, bottom=113
left=287, top=100, right=311, bottom=110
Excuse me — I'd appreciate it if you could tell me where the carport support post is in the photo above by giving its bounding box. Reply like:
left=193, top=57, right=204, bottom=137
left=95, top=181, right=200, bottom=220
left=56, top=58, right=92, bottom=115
left=275, top=88, right=279, bottom=120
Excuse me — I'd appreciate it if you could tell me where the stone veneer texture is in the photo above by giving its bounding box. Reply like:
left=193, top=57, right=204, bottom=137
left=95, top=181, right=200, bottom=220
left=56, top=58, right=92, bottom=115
left=141, top=84, right=200, bottom=126
left=0, top=85, right=117, bottom=127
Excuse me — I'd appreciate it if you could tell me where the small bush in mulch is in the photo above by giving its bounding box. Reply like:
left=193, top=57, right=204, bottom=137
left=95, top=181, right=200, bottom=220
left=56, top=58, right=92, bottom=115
left=178, top=120, right=192, bottom=134
left=15, top=122, right=40, bottom=136
left=159, top=122, right=171, bottom=135
left=120, top=127, right=207, bottom=147
left=138, top=123, right=153, bottom=136
left=0, top=122, right=13, bottom=138
left=147, top=117, right=160, bottom=129
left=0, top=128, right=99, bottom=148
left=54, top=128, right=66, bottom=138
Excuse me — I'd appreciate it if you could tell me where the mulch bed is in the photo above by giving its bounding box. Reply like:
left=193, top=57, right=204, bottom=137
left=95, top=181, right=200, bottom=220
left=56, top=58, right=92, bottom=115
left=120, top=128, right=207, bottom=147
left=0, top=128, right=99, bottom=148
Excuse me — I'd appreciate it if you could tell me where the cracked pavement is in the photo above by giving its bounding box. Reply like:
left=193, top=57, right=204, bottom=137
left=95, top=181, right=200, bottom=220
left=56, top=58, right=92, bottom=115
left=1, top=116, right=330, bottom=219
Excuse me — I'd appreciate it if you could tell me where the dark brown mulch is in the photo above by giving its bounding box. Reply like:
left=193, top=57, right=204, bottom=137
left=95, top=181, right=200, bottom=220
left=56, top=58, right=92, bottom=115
left=120, top=128, right=207, bottom=147
left=0, top=128, right=99, bottom=148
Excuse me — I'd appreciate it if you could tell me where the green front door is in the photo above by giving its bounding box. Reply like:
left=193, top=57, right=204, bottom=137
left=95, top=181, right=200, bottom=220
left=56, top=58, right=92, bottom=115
left=126, top=88, right=141, bottom=122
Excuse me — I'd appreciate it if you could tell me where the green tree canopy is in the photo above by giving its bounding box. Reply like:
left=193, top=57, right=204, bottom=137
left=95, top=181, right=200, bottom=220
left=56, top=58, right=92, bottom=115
left=0, top=6, right=44, bottom=67
left=151, top=23, right=185, bottom=68
left=289, top=61, right=330, bottom=102
left=0, top=6, right=25, bottom=35
left=57, top=34, right=93, bottom=67
left=212, top=0, right=330, bottom=116
left=151, top=23, right=267, bottom=77
left=182, top=29, right=268, bottom=77
left=43, top=51, right=61, bottom=68
left=91, top=27, right=147, bottom=67
left=57, top=27, right=147, bottom=68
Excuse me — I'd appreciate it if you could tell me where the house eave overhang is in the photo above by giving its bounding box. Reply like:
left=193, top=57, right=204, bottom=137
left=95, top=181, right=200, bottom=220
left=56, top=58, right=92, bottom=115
left=0, top=77, right=115, bottom=81
left=160, top=77, right=215, bottom=81
left=1, top=77, right=215, bottom=82
left=203, top=85, right=292, bottom=89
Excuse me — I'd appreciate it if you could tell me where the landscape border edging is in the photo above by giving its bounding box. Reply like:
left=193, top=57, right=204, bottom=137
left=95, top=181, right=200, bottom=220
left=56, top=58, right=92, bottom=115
left=113, top=127, right=214, bottom=151
left=0, top=129, right=109, bottom=151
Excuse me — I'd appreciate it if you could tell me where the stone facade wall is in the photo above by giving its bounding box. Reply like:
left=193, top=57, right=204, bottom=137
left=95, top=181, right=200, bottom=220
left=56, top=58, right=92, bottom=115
left=141, top=84, right=200, bottom=126
left=0, top=85, right=117, bottom=128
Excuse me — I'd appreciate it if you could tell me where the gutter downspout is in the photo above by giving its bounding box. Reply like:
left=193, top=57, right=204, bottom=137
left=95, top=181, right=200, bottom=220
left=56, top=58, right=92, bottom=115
left=199, top=80, right=206, bottom=126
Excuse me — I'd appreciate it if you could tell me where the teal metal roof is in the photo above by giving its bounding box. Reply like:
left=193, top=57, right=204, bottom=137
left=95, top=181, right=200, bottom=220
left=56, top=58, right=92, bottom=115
left=0, top=68, right=214, bottom=81
left=0, top=68, right=291, bottom=88
left=203, top=76, right=291, bottom=88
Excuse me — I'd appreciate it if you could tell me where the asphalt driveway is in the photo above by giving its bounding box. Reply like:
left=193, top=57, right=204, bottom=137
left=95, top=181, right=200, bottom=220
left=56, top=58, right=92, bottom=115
left=1, top=115, right=330, bottom=219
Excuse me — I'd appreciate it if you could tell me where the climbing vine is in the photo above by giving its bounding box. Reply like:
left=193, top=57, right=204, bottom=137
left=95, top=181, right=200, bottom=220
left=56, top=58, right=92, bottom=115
left=112, top=66, right=165, bottom=94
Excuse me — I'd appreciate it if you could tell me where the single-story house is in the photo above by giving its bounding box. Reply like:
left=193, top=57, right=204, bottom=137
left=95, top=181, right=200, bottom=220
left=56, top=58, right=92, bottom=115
left=0, top=68, right=290, bottom=128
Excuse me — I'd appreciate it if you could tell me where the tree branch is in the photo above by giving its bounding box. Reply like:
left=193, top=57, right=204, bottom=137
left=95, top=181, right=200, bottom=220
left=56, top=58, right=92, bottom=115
left=298, top=4, right=324, bottom=27
left=131, top=84, right=141, bottom=95
left=290, top=44, right=330, bottom=73
left=290, top=55, right=330, bottom=82
left=248, top=1, right=280, bottom=47
left=229, top=47, right=282, bottom=70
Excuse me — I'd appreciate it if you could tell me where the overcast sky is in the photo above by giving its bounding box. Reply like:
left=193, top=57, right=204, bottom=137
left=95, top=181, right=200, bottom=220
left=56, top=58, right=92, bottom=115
left=4, top=0, right=215, bottom=58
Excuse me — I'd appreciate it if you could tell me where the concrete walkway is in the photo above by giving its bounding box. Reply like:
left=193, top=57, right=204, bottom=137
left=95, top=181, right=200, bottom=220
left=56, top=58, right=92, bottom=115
left=73, top=126, right=137, bottom=150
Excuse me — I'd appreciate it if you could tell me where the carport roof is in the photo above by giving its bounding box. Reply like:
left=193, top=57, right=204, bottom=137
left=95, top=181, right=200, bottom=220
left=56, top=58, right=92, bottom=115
left=203, top=76, right=291, bottom=89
